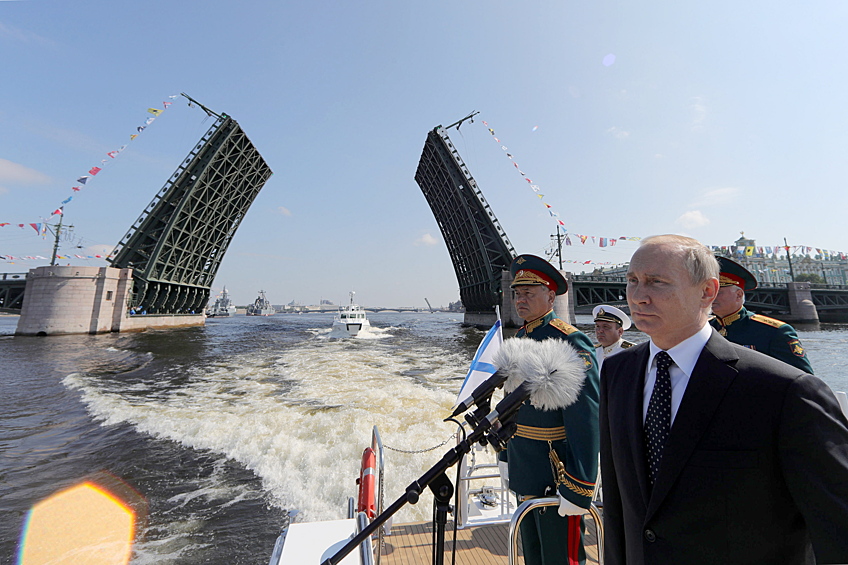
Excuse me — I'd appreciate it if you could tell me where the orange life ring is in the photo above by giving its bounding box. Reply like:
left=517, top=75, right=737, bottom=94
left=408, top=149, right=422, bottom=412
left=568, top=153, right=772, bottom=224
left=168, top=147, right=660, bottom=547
left=357, top=447, right=377, bottom=519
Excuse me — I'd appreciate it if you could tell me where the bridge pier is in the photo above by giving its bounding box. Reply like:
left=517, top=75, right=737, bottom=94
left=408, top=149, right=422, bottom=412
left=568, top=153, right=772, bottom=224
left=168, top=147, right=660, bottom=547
left=15, top=266, right=204, bottom=336
left=784, top=282, right=819, bottom=324
left=463, top=270, right=577, bottom=329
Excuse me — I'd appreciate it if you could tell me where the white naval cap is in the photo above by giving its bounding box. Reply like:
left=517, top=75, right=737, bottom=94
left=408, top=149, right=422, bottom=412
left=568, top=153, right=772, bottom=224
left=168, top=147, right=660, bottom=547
left=592, top=305, right=631, bottom=330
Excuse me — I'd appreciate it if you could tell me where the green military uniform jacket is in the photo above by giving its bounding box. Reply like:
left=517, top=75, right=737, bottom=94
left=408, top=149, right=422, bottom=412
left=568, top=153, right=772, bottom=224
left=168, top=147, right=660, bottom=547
left=710, top=306, right=814, bottom=374
left=499, top=310, right=601, bottom=509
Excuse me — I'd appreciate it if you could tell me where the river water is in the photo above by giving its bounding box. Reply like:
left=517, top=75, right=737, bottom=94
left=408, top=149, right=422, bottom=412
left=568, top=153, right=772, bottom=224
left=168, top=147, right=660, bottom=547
left=1, top=312, right=847, bottom=564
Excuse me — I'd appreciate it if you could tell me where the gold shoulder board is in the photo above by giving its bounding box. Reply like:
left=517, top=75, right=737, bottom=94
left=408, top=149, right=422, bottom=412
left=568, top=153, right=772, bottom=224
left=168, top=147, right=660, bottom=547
left=550, top=318, right=579, bottom=335
left=750, top=314, right=785, bottom=329
left=621, top=340, right=635, bottom=348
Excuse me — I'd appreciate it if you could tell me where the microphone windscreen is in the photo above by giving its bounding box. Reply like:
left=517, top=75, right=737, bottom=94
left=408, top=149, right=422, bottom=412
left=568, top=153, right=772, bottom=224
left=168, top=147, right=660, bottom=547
left=493, top=337, right=587, bottom=411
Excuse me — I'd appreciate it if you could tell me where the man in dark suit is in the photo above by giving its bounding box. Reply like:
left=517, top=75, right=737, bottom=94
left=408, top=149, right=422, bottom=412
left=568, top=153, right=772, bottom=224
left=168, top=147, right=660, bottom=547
left=600, top=234, right=848, bottom=564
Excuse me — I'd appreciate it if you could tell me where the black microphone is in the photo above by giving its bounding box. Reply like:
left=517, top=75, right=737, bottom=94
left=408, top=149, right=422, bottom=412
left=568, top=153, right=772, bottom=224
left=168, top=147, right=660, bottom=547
left=448, top=371, right=507, bottom=419
left=481, top=379, right=535, bottom=428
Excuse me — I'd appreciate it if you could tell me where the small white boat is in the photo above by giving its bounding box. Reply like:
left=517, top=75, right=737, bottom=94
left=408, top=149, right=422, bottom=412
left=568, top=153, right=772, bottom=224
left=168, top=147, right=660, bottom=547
left=332, top=292, right=370, bottom=336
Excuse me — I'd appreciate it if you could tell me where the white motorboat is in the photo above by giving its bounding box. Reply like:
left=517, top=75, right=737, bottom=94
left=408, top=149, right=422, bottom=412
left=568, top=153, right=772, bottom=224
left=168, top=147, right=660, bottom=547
left=332, top=292, right=370, bottom=336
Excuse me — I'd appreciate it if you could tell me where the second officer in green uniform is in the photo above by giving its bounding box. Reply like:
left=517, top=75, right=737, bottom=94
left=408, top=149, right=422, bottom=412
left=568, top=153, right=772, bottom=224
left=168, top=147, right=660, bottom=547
left=710, top=256, right=814, bottom=374
left=499, top=254, right=600, bottom=565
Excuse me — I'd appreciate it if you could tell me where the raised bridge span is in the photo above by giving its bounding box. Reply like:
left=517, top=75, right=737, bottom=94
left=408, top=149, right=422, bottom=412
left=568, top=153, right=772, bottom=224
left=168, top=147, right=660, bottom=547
left=4, top=102, right=273, bottom=334
left=413, top=118, right=848, bottom=326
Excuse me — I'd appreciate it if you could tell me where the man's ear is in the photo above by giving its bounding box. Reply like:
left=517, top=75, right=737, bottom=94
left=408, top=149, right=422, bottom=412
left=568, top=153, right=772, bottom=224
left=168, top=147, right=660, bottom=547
left=702, top=277, right=719, bottom=307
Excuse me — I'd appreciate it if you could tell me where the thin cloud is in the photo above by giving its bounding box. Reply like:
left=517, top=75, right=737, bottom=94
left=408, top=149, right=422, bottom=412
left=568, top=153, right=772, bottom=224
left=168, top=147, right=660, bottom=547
left=0, top=20, right=54, bottom=46
left=0, top=158, right=51, bottom=191
left=691, top=96, right=707, bottom=132
left=414, top=233, right=439, bottom=246
left=676, top=210, right=711, bottom=229
left=276, top=206, right=292, bottom=216
left=606, top=126, right=630, bottom=140
left=238, top=251, right=293, bottom=261
left=689, top=187, right=740, bottom=208
left=21, top=121, right=104, bottom=154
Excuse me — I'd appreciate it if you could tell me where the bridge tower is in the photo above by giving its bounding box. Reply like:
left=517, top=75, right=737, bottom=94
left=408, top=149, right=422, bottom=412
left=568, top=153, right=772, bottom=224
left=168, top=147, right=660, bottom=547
left=415, top=119, right=516, bottom=326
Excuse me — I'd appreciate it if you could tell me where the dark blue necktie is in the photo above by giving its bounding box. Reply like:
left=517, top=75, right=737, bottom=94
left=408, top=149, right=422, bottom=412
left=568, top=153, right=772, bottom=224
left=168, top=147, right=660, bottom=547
left=645, top=351, right=673, bottom=485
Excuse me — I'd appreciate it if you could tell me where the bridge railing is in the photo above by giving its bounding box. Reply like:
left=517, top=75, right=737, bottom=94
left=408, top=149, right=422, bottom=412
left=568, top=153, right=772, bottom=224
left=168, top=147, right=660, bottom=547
left=572, top=275, right=627, bottom=283
left=756, top=282, right=848, bottom=290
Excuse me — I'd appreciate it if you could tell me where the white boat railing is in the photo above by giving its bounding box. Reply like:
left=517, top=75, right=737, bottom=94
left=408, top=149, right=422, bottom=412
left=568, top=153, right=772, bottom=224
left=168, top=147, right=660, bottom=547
left=456, top=441, right=515, bottom=528
left=370, top=426, right=386, bottom=565
left=356, top=512, right=375, bottom=565
left=267, top=510, right=298, bottom=565
left=508, top=497, right=604, bottom=565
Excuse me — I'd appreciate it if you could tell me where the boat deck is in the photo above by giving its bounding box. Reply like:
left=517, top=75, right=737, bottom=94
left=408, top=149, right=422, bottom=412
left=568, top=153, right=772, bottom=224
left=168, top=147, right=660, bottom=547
left=379, top=516, right=601, bottom=565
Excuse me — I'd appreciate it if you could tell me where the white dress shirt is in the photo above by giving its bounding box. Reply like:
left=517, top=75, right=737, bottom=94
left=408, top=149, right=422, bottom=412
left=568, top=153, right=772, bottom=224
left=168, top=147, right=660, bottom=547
left=642, top=323, right=712, bottom=425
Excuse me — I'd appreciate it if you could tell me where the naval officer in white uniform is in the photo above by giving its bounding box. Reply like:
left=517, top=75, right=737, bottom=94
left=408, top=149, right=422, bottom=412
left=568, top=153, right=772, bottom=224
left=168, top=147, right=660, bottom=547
left=592, top=305, right=635, bottom=369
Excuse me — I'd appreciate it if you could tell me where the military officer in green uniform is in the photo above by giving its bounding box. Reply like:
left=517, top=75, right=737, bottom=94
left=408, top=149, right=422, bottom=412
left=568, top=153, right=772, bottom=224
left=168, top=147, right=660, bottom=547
left=710, top=256, right=814, bottom=374
left=499, top=254, right=600, bottom=565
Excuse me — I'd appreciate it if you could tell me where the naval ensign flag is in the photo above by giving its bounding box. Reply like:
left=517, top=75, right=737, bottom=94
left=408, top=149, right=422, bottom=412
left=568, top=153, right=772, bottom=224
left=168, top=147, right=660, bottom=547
left=454, top=315, right=503, bottom=407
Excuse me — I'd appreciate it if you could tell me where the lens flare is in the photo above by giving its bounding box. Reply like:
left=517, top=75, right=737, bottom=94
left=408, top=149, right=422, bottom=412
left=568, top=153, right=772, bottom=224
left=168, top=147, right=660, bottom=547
left=18, top=480, right=139, bottom=565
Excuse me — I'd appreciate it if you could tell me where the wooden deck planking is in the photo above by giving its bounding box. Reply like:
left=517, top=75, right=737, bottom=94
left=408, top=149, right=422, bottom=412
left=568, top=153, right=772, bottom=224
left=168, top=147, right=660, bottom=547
left=379, top=515, right=600, bottom=565
left=380, top=522, right=508, bottom=565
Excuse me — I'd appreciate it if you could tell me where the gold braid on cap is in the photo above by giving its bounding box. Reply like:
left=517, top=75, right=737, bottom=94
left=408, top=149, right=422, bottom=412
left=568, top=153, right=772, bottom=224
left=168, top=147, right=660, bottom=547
left=512, top=269, right=551, bottom=288
left=719, top=274, right=744, bottom=288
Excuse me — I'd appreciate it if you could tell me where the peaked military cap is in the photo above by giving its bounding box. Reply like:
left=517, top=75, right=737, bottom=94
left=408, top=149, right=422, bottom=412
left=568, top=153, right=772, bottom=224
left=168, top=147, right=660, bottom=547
left=510, top=254, right=568, bottom=295
left=716, top=256, right=758, bottom=291
left=592, top=304, right=631, bottom=330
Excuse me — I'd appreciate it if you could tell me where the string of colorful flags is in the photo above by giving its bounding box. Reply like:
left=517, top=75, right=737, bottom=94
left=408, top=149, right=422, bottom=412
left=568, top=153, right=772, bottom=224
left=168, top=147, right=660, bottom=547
left=0, top=253, right=108, bottom=263
left=713, top=245, right=848, bottom=261
left=0, top=95, right=179, bottom=235
left=481, top=119, right=571, bottom=233
left=478, top=119, right=848, bottom=264
left=481, top=119, right=643, bottom=253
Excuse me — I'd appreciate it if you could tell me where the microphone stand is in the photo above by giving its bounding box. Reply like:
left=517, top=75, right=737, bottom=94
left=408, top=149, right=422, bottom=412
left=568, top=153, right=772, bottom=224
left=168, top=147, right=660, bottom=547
left=321, top=407, right=516, bottom=565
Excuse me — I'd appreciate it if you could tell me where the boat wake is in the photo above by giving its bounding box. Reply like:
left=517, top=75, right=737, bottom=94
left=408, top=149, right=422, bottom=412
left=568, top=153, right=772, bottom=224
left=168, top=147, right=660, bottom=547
left=62, top=333, right=468, bottom=526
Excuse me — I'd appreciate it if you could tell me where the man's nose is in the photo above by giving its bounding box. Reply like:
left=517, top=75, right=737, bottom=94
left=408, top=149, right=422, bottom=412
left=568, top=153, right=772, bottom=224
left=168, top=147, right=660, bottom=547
left=627, top=284, right=648, bottom=304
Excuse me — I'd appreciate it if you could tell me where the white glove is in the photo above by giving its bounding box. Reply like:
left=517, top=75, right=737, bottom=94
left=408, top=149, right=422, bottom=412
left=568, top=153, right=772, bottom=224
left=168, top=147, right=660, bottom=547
left=498, top=461, right=509, bottom=486
left=557, top=493, right=585, bottom=516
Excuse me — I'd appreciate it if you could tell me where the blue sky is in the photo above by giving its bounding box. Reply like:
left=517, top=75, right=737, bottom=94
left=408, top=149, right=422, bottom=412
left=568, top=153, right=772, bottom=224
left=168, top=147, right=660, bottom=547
left=2, top=0, right=847, bottom=307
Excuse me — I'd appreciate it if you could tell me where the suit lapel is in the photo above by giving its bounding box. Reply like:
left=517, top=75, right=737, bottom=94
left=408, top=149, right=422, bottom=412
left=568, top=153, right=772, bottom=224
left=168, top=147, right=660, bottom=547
left=620, top=344, right=653, bottom=507
left=645, top=331, right=740, bottom=518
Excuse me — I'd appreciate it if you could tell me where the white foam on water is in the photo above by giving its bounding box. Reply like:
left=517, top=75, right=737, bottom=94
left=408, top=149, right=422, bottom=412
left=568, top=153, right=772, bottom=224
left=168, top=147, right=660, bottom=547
left=64, top=337, right=470, bottom=525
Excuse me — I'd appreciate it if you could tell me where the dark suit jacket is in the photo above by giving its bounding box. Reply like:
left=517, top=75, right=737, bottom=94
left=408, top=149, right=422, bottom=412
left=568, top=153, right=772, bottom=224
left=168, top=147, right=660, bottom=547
left=600, top=330, right=848, bottom=564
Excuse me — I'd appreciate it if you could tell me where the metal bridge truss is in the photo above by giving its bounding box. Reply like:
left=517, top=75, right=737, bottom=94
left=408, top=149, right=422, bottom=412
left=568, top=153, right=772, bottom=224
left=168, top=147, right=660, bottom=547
left=809, top=287, right=848, bottom=310
left=0, top=273, right=27, bottom=313
left=415, top=126, right=515, bottom=313
left=570, top=279, right=848, bottom=319
left=570, top=276, right=627, bottom=309
left=745, top=287, right=789, bottom=313
left=109, top=116, right=273, bottom=315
